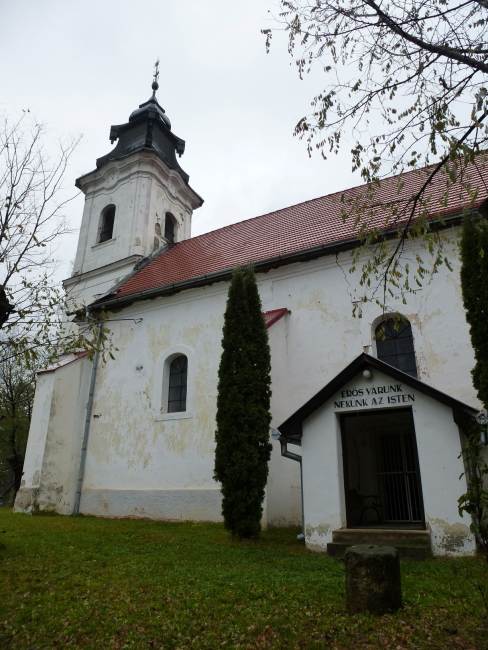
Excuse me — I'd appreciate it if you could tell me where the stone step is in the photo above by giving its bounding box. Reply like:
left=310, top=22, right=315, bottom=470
left=332, top=528, right=431, bottom=547
left=327, top=541, right=432, bottom=560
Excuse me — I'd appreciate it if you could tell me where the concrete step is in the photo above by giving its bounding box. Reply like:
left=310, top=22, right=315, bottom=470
left=332, top=528, right=431, bottom=547
left=328, top=528, right=432, bottom=560
left=327, top=541, right=432, bottom=560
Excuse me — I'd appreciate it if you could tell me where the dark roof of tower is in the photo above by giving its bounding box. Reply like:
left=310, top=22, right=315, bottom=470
left=95, top=78, right=190, bottom=183
left=128, top=95, right=172, bottom=130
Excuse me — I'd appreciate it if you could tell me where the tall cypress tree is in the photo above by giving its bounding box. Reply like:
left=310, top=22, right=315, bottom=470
left=460, top=213, right=488, bottom=558
left=461, top=214, right=488, bottom=407
left=214, top=267, right=272, bottom=538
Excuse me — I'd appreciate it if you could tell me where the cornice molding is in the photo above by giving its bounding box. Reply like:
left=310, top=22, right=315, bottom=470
left=76, top=151, right=203, bottom=210
left=63, top=254, right=142, bottom=288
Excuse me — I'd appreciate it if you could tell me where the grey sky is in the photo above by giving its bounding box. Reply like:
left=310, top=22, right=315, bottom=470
left=1, top=0, right=357, bottom=280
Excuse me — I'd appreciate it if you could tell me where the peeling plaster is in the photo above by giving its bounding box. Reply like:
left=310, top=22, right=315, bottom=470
left=429, top=518, right=475, bottom=556
left=305, top=523, right=332, bottom=552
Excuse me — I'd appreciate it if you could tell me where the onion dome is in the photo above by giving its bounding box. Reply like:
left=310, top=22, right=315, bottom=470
left=96, top=61, right=189, bottom=183
left=128, top=96, right=172, bottom=131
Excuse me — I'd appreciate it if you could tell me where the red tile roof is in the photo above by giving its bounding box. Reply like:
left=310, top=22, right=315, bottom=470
left=37, top=350, right=89, bottom=375
left=263, top=308, right=289, bottom=328
left=104, top=158, right=488, bottom=305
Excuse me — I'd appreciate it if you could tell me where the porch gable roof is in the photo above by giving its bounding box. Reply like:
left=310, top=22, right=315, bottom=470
left=278, top=353, right=478, bottom=440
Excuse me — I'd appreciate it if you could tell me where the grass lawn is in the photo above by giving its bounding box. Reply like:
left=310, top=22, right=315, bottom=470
left=0, top=509, right=487, bottom=649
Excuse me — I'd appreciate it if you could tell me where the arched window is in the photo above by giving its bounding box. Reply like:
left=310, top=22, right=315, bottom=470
left=375, top=317, right=417, bottom=377
left=167, top=355, right=188, bottom=413
left=98, top=205, right=115, bottom=243
left=164, top=212, right=176, bottom=244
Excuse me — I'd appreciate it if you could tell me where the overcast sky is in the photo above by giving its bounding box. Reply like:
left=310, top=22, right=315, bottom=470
left=1, top=1, right=358, bottom=280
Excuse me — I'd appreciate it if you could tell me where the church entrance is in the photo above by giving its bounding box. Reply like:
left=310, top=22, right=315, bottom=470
left=341, top=408, right=425, bottom=528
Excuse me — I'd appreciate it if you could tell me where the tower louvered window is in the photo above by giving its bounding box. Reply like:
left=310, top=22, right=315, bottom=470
left=164, top=212, right=176, bottom=243
left=99, top=205, right=115, bottom=243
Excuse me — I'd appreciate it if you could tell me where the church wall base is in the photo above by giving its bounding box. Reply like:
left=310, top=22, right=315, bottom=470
left=14, top=484, right=77, bottom=516
left=14, top=487, right=39, bottom=513
left=79, top=488, right=223, bottom=522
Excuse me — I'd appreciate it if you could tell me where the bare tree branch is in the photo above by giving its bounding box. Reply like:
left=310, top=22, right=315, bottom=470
left=265, top=0, right=488, bottom=308
left=364, top=0, right=488, bottom=73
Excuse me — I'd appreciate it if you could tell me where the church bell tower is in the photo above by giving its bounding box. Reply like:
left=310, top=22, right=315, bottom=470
left=64, top=63, right=203, bottom=309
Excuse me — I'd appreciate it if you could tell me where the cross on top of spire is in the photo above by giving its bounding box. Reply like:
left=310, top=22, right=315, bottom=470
left=152, top=59, right=160, bottom=98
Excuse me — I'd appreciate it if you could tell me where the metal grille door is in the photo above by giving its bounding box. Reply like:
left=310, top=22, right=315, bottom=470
left=377, top=432, right=423, bottom=524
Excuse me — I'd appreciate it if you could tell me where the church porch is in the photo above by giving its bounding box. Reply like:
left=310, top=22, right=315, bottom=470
left=277, top=354, right=479, bottom=557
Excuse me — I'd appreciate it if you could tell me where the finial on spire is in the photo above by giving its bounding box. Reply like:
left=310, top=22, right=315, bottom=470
left=152, top=59, right=160, bottom=98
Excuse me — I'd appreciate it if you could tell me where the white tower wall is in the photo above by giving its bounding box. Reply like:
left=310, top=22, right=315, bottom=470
left=64, top=152, right=201, bottom=309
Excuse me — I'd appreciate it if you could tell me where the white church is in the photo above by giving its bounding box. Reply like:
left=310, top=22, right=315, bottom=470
left=15, top=77, right=488, bottom=558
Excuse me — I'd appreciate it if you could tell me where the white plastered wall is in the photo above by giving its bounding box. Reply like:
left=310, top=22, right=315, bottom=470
left=16, top=370, right=55, bottom=507
left=266, top=315, right=302, bottom=526
left=15, top=355, right=92, bottom=514
left=77, top=284, right=300, bottom=523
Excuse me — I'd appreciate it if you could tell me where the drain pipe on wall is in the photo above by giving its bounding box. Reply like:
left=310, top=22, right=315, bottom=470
left=271, top=429, right=305, bottom=541
left=73, top=320, right=103, bottom=515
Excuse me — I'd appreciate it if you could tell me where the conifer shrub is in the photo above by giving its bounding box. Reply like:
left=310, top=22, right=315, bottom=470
left=461, top=214, right=488, bottom=407
left=214, top=268, right=272, bottom=538
left=459, top=213, right=488, bottom=558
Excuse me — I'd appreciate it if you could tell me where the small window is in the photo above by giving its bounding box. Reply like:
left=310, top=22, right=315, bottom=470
left=167, top=355, right=187, bottom=413
left=99, top=205, right=115, bottom=243
left=164, top=212, right=176, bottom=243
left=375, top=317, right=417, bottom=377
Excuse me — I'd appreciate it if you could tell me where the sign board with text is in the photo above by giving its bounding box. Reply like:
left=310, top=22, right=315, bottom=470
left=334, top=383, right=415, bottom=410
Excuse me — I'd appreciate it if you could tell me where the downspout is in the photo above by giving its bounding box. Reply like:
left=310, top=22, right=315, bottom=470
left=272, top=429, right=305, bottom=541
left=73, top=321, right=103, bottom=515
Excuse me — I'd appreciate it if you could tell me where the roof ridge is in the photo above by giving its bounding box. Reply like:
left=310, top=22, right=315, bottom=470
left=171, top=158, right=468, bottom=249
